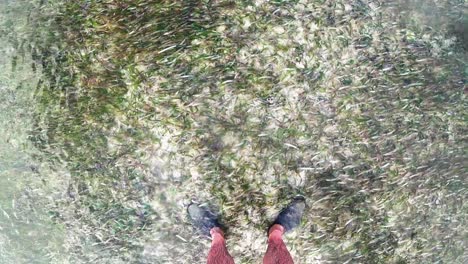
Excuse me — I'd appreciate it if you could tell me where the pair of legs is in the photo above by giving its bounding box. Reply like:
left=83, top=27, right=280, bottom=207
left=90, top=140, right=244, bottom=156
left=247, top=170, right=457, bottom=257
left=188, top=197, right=306, bottom=264
left=207, top=224, right=293, bottom=264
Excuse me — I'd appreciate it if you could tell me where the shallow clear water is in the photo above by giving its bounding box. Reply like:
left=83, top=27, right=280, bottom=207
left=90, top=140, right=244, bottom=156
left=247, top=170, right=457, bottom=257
left=0, top=1, right=64, bottom=263
left=0, top=0, right=466, bottom=263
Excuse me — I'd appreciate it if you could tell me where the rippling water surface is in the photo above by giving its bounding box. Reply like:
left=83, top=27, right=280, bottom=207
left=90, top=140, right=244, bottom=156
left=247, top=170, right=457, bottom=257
left=0, top=1, right=64, bottom=263
left=1, top=0, right=466, bottom=263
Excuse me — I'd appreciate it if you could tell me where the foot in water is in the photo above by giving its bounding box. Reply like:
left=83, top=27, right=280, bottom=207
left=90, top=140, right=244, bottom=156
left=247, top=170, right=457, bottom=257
left=187, top=203, right=222, bottom=238
left=188, top=203, right=235, bottom=263
left=271, top=196, right=306, bottom=233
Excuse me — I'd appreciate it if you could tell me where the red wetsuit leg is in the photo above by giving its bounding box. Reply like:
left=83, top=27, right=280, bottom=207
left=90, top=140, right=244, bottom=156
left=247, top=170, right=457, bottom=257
left=207, top=227, right=235, bottom=264
left=263, top=224, right=294, bottom=264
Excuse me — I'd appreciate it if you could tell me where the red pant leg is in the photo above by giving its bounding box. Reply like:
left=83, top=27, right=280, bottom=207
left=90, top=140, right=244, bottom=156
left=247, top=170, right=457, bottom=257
left=263, top=224, right=294, bottom=264
left=207, top=227, right=235, bottom=264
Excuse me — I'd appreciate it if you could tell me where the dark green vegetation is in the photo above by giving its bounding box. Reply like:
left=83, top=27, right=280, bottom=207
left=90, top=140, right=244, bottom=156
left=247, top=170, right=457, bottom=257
left=4, top=0, right=467, bottom=263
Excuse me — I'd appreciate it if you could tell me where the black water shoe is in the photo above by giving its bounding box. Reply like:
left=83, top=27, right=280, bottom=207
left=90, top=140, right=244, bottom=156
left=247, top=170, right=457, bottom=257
left=272, top=196, right=306, bottom=232
left=187, top=203, right=221, bottom=237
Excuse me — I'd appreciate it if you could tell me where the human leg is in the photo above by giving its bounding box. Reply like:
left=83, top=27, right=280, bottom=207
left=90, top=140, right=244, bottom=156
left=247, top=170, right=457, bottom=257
left=207, top=227, right=235, bottom=264
left=263, top=224, right=294, bottom=264
left=262, top=197, right=306, bottom=264
left=187, top=203, right=235, bottom=264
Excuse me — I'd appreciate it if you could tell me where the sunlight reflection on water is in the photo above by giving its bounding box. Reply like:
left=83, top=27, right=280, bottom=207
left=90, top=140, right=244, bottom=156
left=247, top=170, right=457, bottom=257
left=0, top=1, right=64, bottom=263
